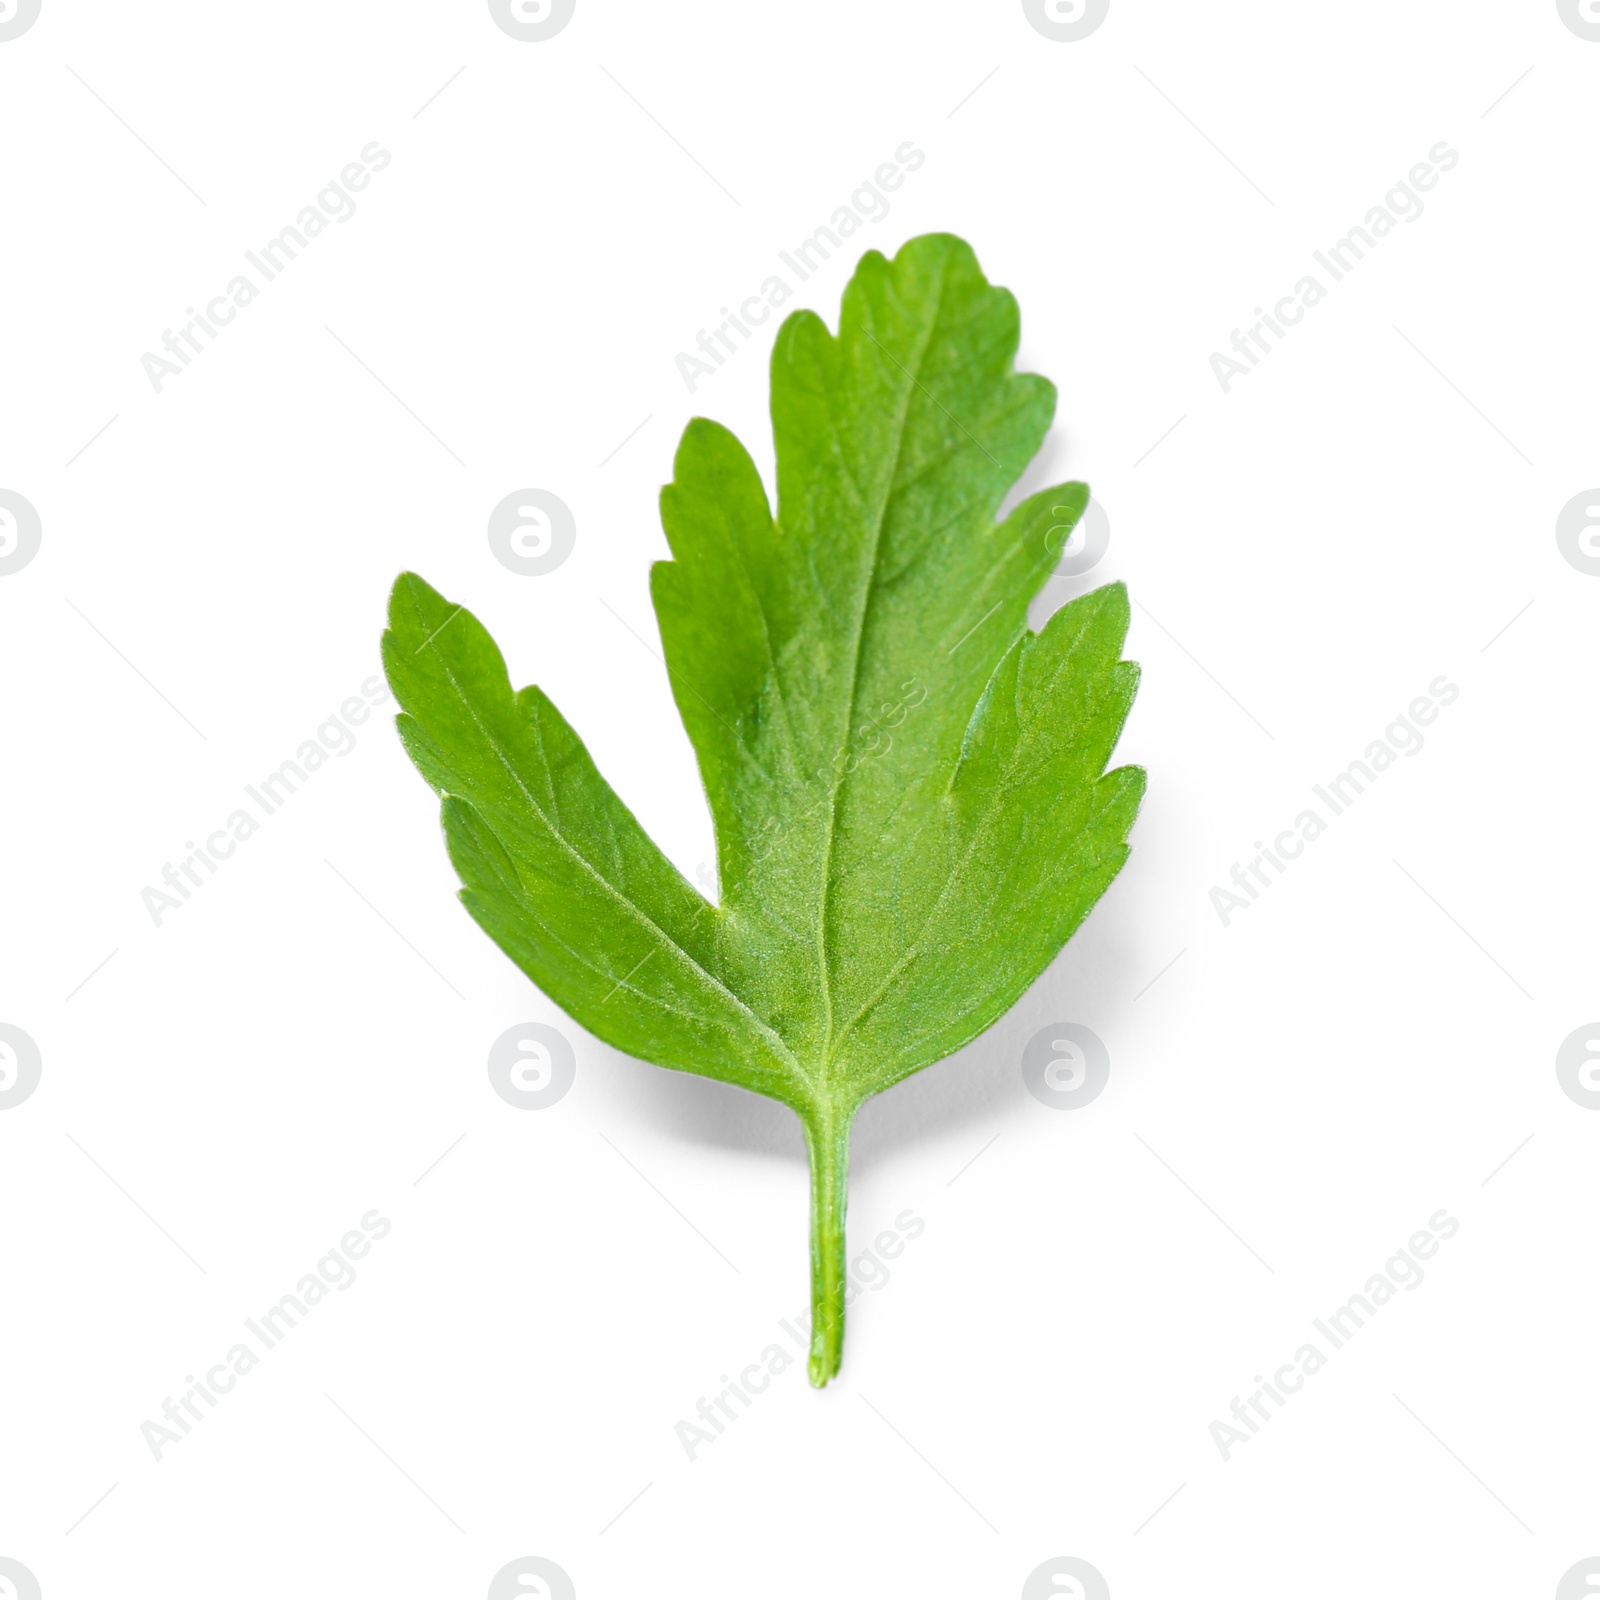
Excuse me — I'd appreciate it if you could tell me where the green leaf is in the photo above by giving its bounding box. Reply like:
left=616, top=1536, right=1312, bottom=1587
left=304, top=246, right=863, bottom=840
left=381, top=233, right=1144, bottom=1384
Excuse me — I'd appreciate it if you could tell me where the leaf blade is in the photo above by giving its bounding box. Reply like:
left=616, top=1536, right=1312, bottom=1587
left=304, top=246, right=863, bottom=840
left=383, top=572, right=805, bottom=1102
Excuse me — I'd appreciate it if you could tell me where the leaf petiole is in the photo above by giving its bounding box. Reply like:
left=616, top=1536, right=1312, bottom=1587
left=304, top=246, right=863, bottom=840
left=803, top=1103, right=855, bottom=1387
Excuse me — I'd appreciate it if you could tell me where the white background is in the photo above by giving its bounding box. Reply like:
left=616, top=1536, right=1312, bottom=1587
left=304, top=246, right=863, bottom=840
left=2, top=3, right=1598, bottom=1597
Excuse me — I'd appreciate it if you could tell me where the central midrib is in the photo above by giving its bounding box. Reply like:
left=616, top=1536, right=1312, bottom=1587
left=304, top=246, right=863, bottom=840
left=812, top=260, right=951, bottom=1088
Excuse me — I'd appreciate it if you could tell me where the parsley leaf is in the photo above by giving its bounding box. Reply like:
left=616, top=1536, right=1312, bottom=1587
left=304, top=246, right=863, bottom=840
left=382, top=234, right=1144, bottom=1384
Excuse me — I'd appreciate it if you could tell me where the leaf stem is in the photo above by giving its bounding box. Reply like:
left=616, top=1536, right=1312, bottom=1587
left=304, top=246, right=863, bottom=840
left=803, top=1104, right=854, bottom=1386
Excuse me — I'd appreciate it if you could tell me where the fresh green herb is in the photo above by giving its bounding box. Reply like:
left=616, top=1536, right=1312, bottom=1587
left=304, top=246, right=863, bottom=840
left=381, top=233, right=1144, bottom=1385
